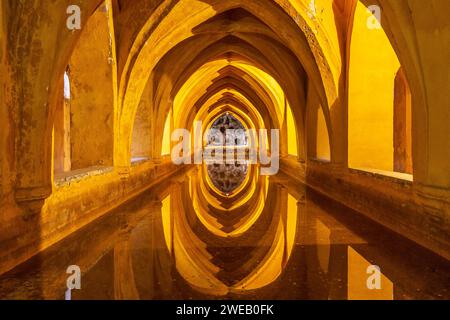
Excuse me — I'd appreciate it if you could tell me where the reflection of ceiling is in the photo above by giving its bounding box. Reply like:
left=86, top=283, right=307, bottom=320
left=207, top=162, right=248, bottom=195
left=161, top=165, right=299, bottom=296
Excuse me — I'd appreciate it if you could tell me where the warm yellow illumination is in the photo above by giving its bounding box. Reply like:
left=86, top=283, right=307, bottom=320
left=3, top=0, right=450, bottom=302
left=232, top=225, right=285, bottom=292
left=190, top=167, right=269, bottom=238
left=285, top=194, right=298, bottom=258
left=286, top=103, right=298, bottom=156
left=348, top=1, right=400, bottom=172
left=316, top=105, right=330, bottom=161
left=348, top=247, right=394, bottom=300
left=161, top=110, right=172, bottom=156
left=161, top=195, right=172, bottom=254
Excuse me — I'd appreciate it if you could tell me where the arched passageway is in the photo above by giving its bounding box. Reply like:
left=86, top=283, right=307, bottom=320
left=0, top=0, right=449, bottom=300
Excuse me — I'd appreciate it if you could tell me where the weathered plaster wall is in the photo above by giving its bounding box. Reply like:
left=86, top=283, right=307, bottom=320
left=69, top=4, right=115, bottom=170
left=131, top=100, right=152, bottom=159
left=5, top=0, right=104, bottom=207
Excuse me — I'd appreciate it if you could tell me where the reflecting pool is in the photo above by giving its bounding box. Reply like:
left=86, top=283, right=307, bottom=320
left=0, top=166, right=448, bottom=300
left=207, top=163, right=249, bottom=195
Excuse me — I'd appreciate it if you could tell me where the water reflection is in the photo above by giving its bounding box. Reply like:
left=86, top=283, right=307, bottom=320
left=207, top=163, right=248, bottom=195
left=169, top=173, right=296, bottom=296
left=0, top=167, right=449, bottom=300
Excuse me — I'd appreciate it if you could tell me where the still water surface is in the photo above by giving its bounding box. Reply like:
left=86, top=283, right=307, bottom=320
left=0, top=166, right=448, bottom=300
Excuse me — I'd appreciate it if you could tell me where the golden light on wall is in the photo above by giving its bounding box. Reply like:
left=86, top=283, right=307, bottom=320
left=348, top=1, right=403, bottom=175
left=2, top=0, right=449, bottom=304
left=158, top=163, right=299, bottom=296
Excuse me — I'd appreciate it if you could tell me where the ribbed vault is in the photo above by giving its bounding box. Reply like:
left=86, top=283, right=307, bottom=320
left=116, top=0, right=338, bottom=167
left=3, top=0, right=450, bottom=291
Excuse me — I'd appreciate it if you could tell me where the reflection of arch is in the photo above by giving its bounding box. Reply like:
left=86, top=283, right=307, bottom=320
left=193, top=166, right=267, bottom=237
left=165, top=179, right=297, bottom=296
left=347, top=0, right=421, bottom=179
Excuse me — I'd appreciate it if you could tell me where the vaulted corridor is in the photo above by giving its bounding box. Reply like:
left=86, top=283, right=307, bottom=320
left=0, top=0, right=449, bottom=300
